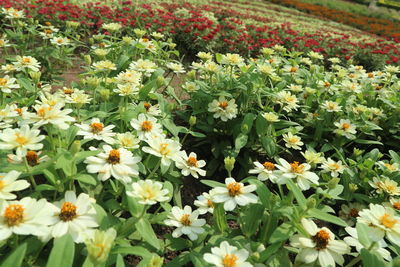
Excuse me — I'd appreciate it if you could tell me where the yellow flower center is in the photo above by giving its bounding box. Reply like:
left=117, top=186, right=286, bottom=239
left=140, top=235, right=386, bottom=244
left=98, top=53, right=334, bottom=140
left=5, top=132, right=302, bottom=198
left=290, top=161, right=304, bottom=174
left=207, top=199, right=213, bottom=208
left=342, top=123, right=350, bottom=130
left=4, top=204, right=24, bottom=226
left=290, top=66, right=297, bottom=73
left=95, top=243, right=106, bottom=258
left=15, top=108, right=23, bottom=115
left=22, top=58, right=31, bottom=64
left=187, top=156, right=198, bottom=167
left=288, top=137, right=299, bottom=144
left=37, top=106, right=52, bottom=118
left=15, top=133, right=28, bottom=145
left=159, top=143, right=170, bottom=156
left=45, top=29, right=53, bottom=34
left=393, top=202, right=400, bottom=210
left=218, top=101, right=229, bottom=110
left=222, top=254, right=238, bottom=267
left=0, top=179, right=5, bottom=191
left=368, top=73, right=374, bottom=78
left=141, top=121, right=153, bottom=132
left=59, top=202, right=77, bottom=222
left=0, top=78, right=7, bottom=86
left=329, top=163, right=341, bottom=170
left=386, top=184, right=397, bottom=194
left=64, top=88, right=74, bottom=94
left=227, top=182, right=241, bottom=197
left=107, top=149, right=121, bottom=164
left=384, top=163, right=396, bottom=171
left=324, top=81, right=331, bottom=87
left=142, top=185, right=156, bottom=200
left=26, top=151, right=39, bottom=166
left=311, top=229, right=330, bottom=250
left=180, top=214, right=191, bottom=226
left=380, top=213, right=397, bottom=229
left=262, top=161, right=275, bottom=171
left=90, top=122, right=104, bottom=134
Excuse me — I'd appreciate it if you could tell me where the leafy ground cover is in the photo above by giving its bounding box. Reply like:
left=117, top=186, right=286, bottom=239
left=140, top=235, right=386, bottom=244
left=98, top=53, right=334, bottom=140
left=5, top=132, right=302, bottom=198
left=1, top=1, right=400, bottom=267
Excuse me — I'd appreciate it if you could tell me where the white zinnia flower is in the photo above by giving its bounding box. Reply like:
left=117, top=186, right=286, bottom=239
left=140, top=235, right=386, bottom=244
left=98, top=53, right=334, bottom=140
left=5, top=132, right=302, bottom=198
left=334, top=119, right=356, bottom=139
left=50, top=36, right=70, bottom=46
left=0, top=125, right=44, bottom=154
left=282, top=132, right=303, bottom=150
left=142, top=137, right=182, bottom=168
left=115, top=132, right=140, bottom=149
left=249, top=161, right=277, bottom=182
left=176, top=151, right=206, bottom=178
left=130, top=114, right=163, bottom=141
left=0, top=197, right=55, bottom=241
left=92, top=60, right=116, bottom=71
left=291, top=218, right=349, bottom=267
left=0, top=75, right=19, bottom=93
left=0, top=171, right=29, bottom=200
left=126, top=180, right=169, bottom=205
left=85, top=228, right=117, bottom=264
left=7, top=150, right=49, bottom=166
left=211, top=177, right=257, bottom=211
left=208, top=96, right=238, bottom=122
left=338, top=202, right=365, bottom=227
left=203, top=241, right=252, bottom=267
left=166, top=62, right=185, bottom=74
left=129, top=59, right=157, bottom=76
left=275, top=159, right=319, bottom=190
left=85, top=145, right=141, bottom=184
left=322, top=101, right=342, bottom=113
left=13, top=56, right=41, bottom=72
left=194, top=192, right=214, bottom=215
left=164, top=205, right=205, bottom=241
left=49, top=191, right=98, bottom=243
left=369, top=177, right=400, bottom=196
left=276, top=91, right=299, bottom=112
left=301, top=150, right=325, bottom=165
left=76, top=118, right=116, bottom=144
left=320, top=158, right=345, bottom=177
left=28, top=103, right=75, bottom=130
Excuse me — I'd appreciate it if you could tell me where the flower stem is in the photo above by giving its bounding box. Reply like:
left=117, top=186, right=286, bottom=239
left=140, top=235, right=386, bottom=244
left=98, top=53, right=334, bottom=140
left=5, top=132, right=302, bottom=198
left=23, top=157, right=37, bottom=189
left=146, top=159, right=161, bottom=180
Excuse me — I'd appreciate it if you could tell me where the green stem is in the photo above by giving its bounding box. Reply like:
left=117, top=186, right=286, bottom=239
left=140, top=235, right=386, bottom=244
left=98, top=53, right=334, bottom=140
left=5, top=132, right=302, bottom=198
left=23, top=157, right=37, bottom=189
left=146, top=159, right=161, bottom=180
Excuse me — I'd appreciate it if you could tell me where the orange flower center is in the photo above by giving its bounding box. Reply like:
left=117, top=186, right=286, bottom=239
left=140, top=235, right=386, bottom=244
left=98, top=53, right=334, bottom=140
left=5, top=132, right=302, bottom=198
left=99, top=42, right=106, bottom=48
left=324, top=81, right=331, bottom=87
left=187, top=156, right=198, bottom=167
left=37, top=106, right=51, bottom=117
left=393, top=202, right=400, bottom=210
left=45, top=21, right=52, bottom=26
left=15, top=133, right=28, bottom=145
left=15, top=108, right=23, bottom=115
left=222, top=254, right=238, bottom=267
left=380, top=213, right=397, bottom=229
left=159, top=143, right=170, bottom=156
left=288, top=137, right=299, bottom=144
left=311, top=229, right=330, bottom=250
left=64, top=88, right=74, bottom=94
left=22, top=58, right=31, bottom=64
left=26, top=151, right=39, bottom=166
left=368, top=73, right=374, bottom=78
left=262, top=161, right=275, bottom=171
left=4, top=204, right=24, bottom=226
left=141, top=120, right=153, bottom=132
left=207, top=199, right=213, bottom=208
left=227, top=182, right=241, bottom=197
left=90, top=122, right=104, bottom=134
left=59, top=202, right=77, bottom=221
left=349, top=208, right=359, bottom=218
left=180, top=214, right=191, bottom=226
left=290, top=66, right=297, bottom=73
left=44, top=29, right=53, bottom=34
left=218, top=101, right=229, bottom=109
left=329, top=163, right=341, bottom=170
left=0, top=78, right=7, bottom=86
left=290, top=161, right=304, bottom=174
left=342, top=123, right=350, bottom=130
left=144, top=102, right=151, bottom=111
left=107, top=149, right=121, bottom=164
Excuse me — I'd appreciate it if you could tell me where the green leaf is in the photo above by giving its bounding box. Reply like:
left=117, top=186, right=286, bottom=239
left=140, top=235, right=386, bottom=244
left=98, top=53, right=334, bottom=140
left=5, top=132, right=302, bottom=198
left=356, top=223, right=372, bottom=248
left=308, top=208, right=347, bottom=227
left=135, top=218, right=160, bottom=250
left=116, top=254, right=125, bottom=267
left=269, top=223, right=295, bottom=243
left=249, top=179, right=271, bottom=210
left=261, top=136, right=276, bottom=157
left=17, top=78, right=35, bottom=92
left=75, top=174, right=97, bottom=186
left=0, top=243, right=27, bottom=267
left=200, top=179, right=225, bottom=188
left=241, top=113, right=256, bottom=134
left=354, top=139, right=383, bottom=145
left=213, top=203, right=228, bottom=233
left=234, top=134, right=248, bottom=152
left=360, top=248, right=386, bottom=267
left=241, top=204, right=264, bottom=237
left=286, top=179, right=306, bottom=210
left=74, top=150, right=101, bottom=163
left=112, top=246, right=152, bottom=258
left=46, top=234, right=75, bottom=267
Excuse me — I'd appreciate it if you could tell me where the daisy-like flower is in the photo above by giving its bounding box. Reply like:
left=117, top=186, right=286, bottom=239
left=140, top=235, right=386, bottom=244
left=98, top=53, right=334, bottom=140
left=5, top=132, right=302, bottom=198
left=65, top=90, right=92, bottom=105
left=7, top=150, right=49, bottom=167
left=338, top=202, right=366, bottom=227
left=28, top=103, right=75, bottom=130
left=0, top=75, right=19, bottom=93
left=220, top=53, right=244, bottom=66
left=196, top=51, right=213, bottom=61
left=249, top=161, right=277, bottom=182
left=85, top=145, right=141, bottom=184
left=102, top=22, right=122, bottom=32
left=358, top=204, right=400, bottom=246
left=194, top=192, right=214, bottom=215
left=389, top=198, right=400, bottom=211
left=175, top=151, right=206, bottom=178
left=115, top=70, right=141, bottom=85
left=113, top=83, right=139, bottom=97
left=0, top=125, right=44, bottom=154
left=377, top=161, right=399, bottom=173
left=49, top=191, right=98, bottom=243
left=129, top=59, right=157, bottom=76
left=0, top=197, right=55, bottom=241
left=142, top=102, right=161, bottom=117
left=126, top=180, right=169, bottom=205
left=85, top=228, right=117, bottom=264
left=282, top=132, right=303, bottom=150
left=322, top=101, right=342, bottom=113
left=142, top=137, right=182, bottom=168
left=283, top=65, right=300, bottom=74
left=320, top=158, right=345, bottom=177
left=164, top=205, right=205, bottom=240
left=203, top=241, right=252, bottom=267
left=0, top=37, right=11, bottom=48
left=1, top=64, right=16, bottom=73
left=369, top=177, right=400, bottom=196
left=115, top=132, right=140, bottom=149
left=208, top=96, right=238, bottom=122
left=76, top=118, right=116, bottom=144
left=344, top=227, right=392, bottom=262
left=290, top=218, right=350, bottom=267
left=50, top=36, right=70, bottom=46
left=211, top=177, right=257, bottom=211
left=262, top=112, right=279, bottom=122
left=0, top=171, right=29, bottom=200
left=13, top=56, right=41, bottom=72
left=130, top=114, right=163, bottom=140
left=275, top=159, right=319, bottom=191
left=276, top=91, right=299, bottom=112
left=92, top=60, right=116, bottom=72
left=3, top=8, right=25, bottom=19
left=166, top=62, right=186, bottom=74
left=301, top=150, right=325, bottom=165
left=334, top=119, right=357, bottom=139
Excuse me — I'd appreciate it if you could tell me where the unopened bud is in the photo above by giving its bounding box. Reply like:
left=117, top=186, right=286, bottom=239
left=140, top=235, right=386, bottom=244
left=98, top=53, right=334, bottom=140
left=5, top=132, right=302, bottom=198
left=224, top=156, right=235, bottom=174
left=83, top=55, right=92, bottom=65
left=189, top=116, right=197, bottom=126
left=327, top=178, right=340, bottom=190
left=99, top=89, right=110, bottom=101
left=147, top=254, right=164, bottom=267
left=306, top=198, right=316, bottom=209
left=70, top=140, right=81, bottom=155
left=349, top=183, right=358, bottom=192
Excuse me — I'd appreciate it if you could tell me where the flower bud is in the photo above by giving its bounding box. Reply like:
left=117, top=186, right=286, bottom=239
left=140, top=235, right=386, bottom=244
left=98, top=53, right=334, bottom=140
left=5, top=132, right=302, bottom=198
left=147, top=255, right=164, bottom=267
left=224, top=156, right=235, bottom=174
left=349, top=183, right=358, bottom=192
left=353, top=148, right=363, bottom=157
left=306, top=198, right=316, bottom=209
left=189, top=116, right=197, bottom=126
left=156, top=76, right=165, bottom=87
left=327, top=177, right=340, bottom=190
left=83, top=55, right=92, bottom=66
left=86, top=228, right=116, bottom=264
left=70, top=140, right=81, bottom=155
left=29, top=71, right=41, bottom=83
left=187, top=70, right=196, bottom=80
left=99, top=89, right=110, bottom=101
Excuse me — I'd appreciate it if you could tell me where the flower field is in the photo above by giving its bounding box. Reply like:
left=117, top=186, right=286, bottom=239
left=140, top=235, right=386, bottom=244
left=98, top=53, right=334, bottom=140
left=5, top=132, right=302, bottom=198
left=1, top=0, right=400, bottom=267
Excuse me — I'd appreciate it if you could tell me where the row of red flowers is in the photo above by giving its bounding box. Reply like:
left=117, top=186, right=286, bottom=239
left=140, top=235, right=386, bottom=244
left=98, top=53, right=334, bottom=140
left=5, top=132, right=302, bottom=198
left=1, top=0, right=399, bottom=68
